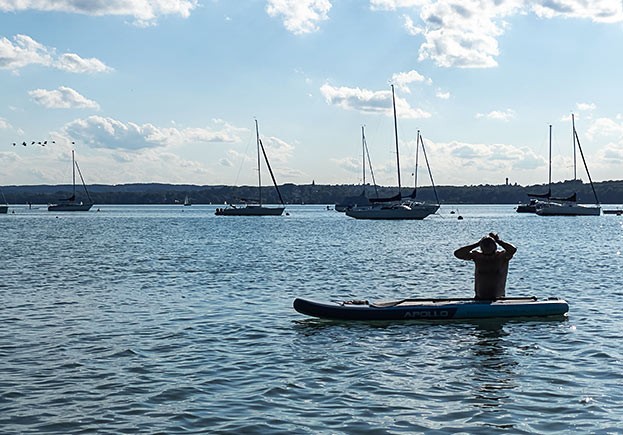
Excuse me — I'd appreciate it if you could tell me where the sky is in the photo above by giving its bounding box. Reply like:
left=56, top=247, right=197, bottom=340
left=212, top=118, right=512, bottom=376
left=1, top=0, right=623, bottom=188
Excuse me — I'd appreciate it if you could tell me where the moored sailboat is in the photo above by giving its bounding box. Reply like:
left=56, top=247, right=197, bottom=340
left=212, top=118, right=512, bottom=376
left=215, top=120, right=285, bottom=216
left=536, top=116, right=600, bottom=216
left=345, top=85, right=439, bottom=220
left=48, top=150, right=93, bottom=212
left=0, top=186, right=8, bottom=214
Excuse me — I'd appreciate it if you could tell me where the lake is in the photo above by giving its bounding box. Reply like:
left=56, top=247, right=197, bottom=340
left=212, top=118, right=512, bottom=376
left=1, top=204, right=622, bottom=433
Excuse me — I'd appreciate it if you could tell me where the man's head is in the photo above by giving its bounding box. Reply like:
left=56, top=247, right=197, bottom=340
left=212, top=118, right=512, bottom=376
left=479, top=236, right=497, bottom=255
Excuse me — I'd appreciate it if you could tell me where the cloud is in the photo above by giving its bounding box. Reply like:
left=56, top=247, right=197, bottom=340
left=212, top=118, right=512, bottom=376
left=598, top=142, right=623, bottom=163
left=576, top=102, right=596, bottom=112
left=55, top=53, right=112, bottom=73
left=0, top=34, right=112, bottom=73
left=430, top=140, right=546, bottom=184
left=435, top=89, right=450, bottom=99
left=585, top=117, right=623, bottom=141
left=371, top=1, right=623, bottom=69
left=266, top=0, right=332, bottom=34
left=0, top=0, right=198, bottom=26
left=261, top=136, right=295, bottom=163
left=62, top=116, right=244, bottom=150
left=0, top=117, right=12, bottom=129
left=476, top=109, right=516, bottom=122
left=0, top=34, right=52, bottom=70
left=391, top=69, right=432, bottom=93
left=320, top=84, right=431, bottom=119
left=531, top=1, right=623, bottom=24
left=29, top=86, right=100, bottom=109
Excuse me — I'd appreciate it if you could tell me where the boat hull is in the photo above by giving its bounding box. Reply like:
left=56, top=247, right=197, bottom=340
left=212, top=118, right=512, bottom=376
left=215, top=205, right=284, bottom=216
left=536, top=204, right=600, bottom=216
left=345, top=203, right=439, bottom=220
left=293, top=297, right=569, bottom=321
left=48, top=202, right=93, bottom=212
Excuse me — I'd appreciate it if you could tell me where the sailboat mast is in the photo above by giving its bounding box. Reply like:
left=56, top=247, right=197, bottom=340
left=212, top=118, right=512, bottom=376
left=414, top=130, right=420, bottom=193
left=255, top=119, right=262, bottom=206
left=391, top=85, right=401, bottom=191
left=572, top=113, right=577, bottom=180
left=548, top=124, right=552, bottom=193
left=72, top=149, right=76, bottom=197
left=361, top=125, right=366, bottom=186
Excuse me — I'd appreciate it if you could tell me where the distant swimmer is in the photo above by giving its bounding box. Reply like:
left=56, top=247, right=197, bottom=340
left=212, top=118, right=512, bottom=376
left=454, top=232, right=517, bottom=300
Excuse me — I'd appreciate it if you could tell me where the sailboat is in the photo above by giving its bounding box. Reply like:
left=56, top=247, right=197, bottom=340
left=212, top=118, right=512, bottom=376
left=345, top=85, right=439, bottom=220
left=536, top=116, right=600, bottom=216
left=335, top=125, right=378, bottom=212
left=215, top=120, right=285, bottom=216
left=183, top=195, right=192, bottom=206
left=0, top=187, right=8, bottom=214
left=48, top=150, right=93, bottom=212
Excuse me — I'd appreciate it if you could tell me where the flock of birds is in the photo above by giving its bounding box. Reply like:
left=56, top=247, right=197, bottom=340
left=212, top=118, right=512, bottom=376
left=13, top=141, right=56, bottom=146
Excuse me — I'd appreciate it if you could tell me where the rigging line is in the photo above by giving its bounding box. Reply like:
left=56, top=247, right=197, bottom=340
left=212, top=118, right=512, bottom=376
left=258, top=139, right=285, bottom=206
left=573, top=128, right=600, bottom=205
left=233, top=129, right=254, bottom=188
left=419, top=133, right=440, bottom=205
left=74, top=160, right=93, bottom=203
left=363, top=128, right=379, bottom=198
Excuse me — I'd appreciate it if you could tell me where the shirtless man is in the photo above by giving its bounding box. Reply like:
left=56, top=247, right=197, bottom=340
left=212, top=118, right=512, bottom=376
left=454, top=233, right=517, bottom=300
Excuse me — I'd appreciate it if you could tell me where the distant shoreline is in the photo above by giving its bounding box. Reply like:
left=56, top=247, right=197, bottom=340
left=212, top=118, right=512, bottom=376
left=1, top=179, right=621, bottom=205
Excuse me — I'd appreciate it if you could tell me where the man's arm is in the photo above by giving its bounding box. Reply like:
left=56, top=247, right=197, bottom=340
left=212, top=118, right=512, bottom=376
left=490, top=233, right=517, bottom=258
left=497, top=239, right=517, bottom=258
left=454, top=241, right=480, bottom=260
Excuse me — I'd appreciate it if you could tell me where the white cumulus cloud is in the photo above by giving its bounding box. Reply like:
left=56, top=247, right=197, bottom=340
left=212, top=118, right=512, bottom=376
left=476, top=109, right=516, bottom=122
left=0, top=0, right=198, bottom=26
left=266, top=0, right=332, bottom=34
left=0, top=117, right=12, bottom=129
left=0, top=34, right=112, bottom=73
left=370, top=1, right=623, bottom=69
left=320, top=84, right=431, bottom=119
left=29, top=87, right=100, bottom=109
left=391, top=69, right=432, bottom=93
left=62, top=116, right=244, bottom=150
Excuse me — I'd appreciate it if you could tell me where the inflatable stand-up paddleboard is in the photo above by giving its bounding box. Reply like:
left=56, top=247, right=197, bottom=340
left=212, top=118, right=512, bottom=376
left=293, top=297, right=569, bottom=321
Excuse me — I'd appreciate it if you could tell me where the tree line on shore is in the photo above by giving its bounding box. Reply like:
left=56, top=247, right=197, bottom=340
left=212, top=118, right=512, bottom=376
left=1, top=179, right=622, bottom=205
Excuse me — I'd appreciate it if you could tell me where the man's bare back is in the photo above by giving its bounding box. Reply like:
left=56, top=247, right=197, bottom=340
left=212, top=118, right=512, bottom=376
left=454, top=233, right=517, bottom=300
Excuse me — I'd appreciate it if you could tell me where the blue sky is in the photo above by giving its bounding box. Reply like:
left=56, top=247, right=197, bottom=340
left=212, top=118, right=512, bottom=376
left=1, top=0, right=623, bottom=188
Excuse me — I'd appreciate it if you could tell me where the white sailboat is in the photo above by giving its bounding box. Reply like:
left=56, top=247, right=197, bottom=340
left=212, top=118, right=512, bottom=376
left=0, top=187, right=8, bottom=214
left=48, top=150, right=93, bottom=212
left=215, top=120, right=285, bottom=216
left=536, top=116, right=600, bottom=216
left=345, top=85, right=439, bottom=220
left=183, top=195, right=192, bottom=206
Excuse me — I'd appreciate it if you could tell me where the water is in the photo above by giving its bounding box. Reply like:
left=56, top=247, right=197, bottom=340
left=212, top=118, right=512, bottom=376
left=1, top=204, right=622, bottom=434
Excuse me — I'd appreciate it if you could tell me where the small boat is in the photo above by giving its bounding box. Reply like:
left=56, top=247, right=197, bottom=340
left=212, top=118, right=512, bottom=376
left=216, top=120, right=285, bottom=216
left=603, top=209, right=623, bottom=215
left=293, top=297, right=569, bottom=321
left=183, top=195, right=192, bottom=206
left=48, top=150, right=93, bottom=212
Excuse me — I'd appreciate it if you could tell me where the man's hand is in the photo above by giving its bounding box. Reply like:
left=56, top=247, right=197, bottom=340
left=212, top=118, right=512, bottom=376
left=488, top=232, right=500, bottom=242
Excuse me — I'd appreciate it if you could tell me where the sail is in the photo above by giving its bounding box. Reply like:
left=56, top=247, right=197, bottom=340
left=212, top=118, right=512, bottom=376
left=528, top=189, right=551, bottom=199
left=550, top=192, right=576, bottom=202
left=369, top=192, right=402, bottom=203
